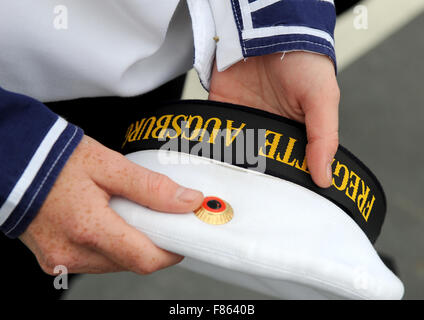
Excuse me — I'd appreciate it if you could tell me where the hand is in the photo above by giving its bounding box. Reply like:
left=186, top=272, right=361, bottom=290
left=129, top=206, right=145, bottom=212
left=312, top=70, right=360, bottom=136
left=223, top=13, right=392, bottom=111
left=20, top=135, right=204, bottom=275
left=209, top=51, right=340, bottom=188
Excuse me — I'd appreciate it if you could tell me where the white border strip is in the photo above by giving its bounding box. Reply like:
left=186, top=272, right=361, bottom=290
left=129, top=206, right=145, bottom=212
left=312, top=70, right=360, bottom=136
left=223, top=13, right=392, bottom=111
left=5, top=126, right=79, bottom=236
left=242, top=25, right=335, bottom=47
left=0, top=117, right=68, bottom=225
left=250, top=0, right=334, bottom=12
left=238, top=0, right=253, bottom=30
left=319, top=0, right=334, bottom=5
left=249, top=0, right=281, bottom=12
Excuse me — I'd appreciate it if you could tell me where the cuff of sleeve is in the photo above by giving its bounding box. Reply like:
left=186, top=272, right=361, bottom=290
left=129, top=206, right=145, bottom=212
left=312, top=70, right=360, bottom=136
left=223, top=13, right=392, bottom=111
left=209, top=0, right=244, bottom=72
left=209, top=0, right=337, bottom=73
left=187, top=0, right=217, bottom=91
left=0, top=122, right=83, bottom=238
left=242, top=33, right=337, bottom=72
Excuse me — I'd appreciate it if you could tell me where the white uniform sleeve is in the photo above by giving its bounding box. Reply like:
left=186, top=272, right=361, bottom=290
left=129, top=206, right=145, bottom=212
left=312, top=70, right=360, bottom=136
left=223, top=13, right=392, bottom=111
left=188, top=0, right=337, bottom=89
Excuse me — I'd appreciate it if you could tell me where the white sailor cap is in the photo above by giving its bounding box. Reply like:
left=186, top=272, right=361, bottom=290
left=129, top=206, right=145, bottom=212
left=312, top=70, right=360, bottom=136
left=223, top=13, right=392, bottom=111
left=110, top=100, right=404, bottom=300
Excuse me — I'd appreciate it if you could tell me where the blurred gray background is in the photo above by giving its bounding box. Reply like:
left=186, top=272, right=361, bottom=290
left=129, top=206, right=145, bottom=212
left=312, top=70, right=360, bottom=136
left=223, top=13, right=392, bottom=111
left=64, top=0, right=424, bottom=300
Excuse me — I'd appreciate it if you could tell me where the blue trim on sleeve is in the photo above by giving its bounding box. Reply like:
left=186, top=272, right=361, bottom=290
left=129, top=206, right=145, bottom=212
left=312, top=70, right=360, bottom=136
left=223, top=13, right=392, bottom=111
left=0, top=88, right=58, bottom=209
left=230, top=0, right=337, bottom=70
left=243, top=33, right=337, bottom=72
left=250, top=0, right=336, bottom=38
left=0, top=87, right=84, bottom=238
left=1, top=124, right=83, bottom=238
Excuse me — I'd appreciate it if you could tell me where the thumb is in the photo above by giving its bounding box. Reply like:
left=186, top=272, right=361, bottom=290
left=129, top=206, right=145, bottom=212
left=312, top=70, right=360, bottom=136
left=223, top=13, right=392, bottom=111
left=91, top=148, right=204, bottom=213
left=303, top=88, right=340, bottom=188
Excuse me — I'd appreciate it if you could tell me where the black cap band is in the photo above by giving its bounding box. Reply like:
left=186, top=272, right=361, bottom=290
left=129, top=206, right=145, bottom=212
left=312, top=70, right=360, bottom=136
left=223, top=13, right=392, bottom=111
left=121, top=100, right=386, bottom=243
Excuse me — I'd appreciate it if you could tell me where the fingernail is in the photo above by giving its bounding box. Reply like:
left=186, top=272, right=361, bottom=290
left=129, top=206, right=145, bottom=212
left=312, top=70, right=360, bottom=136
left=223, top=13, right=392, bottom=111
left=177, top=187, right=201, bottom=203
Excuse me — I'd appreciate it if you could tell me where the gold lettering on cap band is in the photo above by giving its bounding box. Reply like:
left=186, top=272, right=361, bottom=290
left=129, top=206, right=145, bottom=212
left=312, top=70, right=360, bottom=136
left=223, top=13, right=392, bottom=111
left=120, top=100, right=386, bottom=243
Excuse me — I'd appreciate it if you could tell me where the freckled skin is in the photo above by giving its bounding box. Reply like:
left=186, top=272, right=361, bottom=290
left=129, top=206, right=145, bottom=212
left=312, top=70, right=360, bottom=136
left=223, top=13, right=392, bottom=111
left=20, top=135, right=203, bottom=275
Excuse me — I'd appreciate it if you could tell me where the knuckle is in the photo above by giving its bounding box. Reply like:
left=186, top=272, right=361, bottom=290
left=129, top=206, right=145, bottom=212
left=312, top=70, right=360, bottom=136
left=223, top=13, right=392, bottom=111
left=40, top=251, right=81, bottom=275
left=333, top=86, right=341, bottom=101
left=107, top=151, right=127, bottom=170
left=40, top=267, right=56, bottom=276
left=146, top=172, right=171, bottom=195
left=136, top=263, right=158, bottom=275
left=329, top=132, right=339, bottom=146
left=333, top=135, right=340, bottom=145
left=41, top=253, right=67, bottom=273
left=39, top=262, right=56, bottom=276
left=72, top=231, right=98, bottom=248
left=133, top=259, right=162, bottom=275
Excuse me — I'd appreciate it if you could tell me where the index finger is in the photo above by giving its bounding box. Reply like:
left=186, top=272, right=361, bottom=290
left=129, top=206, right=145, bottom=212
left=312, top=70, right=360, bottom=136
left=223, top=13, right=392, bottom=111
left=77, top=206, right=183, bottom=275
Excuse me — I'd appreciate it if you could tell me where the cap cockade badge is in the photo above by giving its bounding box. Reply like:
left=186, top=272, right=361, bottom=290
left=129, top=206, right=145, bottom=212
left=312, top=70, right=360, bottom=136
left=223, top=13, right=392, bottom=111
left=194, top=196, right=234, bottom=225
